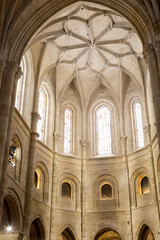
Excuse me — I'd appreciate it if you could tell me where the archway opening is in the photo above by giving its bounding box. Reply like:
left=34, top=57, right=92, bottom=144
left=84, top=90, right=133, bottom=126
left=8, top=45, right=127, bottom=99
left=29, top=218, right=45, bottom=240
left=138, top=224, right=155, bottom=240
left=94, top=228, right=122, bottom=240
left=1, top=195, right=20, bottom=232
left=58, top=227, right=76, bottom=240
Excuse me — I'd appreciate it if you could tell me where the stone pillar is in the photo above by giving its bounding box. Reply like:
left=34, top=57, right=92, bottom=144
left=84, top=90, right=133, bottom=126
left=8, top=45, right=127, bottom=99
left=49, top=133, right=60, bottom=240
left=0, top=66, right=22, bottom=224
left=22, top=112, right=39, bottom=238
left=0, top=60, right=6, bottom=90
left=119, top=69, right=133, bottom=240
left=154, top=41, right=160, bottom=76
left=143, top=43, right=160, bottom=230
left=0, top=61, right=19, bottom=180
left=143, top=43, right=160, bottom=150
left=80, top=139, right=87, bottom=240
left=49, top=99, right=60, bottom=240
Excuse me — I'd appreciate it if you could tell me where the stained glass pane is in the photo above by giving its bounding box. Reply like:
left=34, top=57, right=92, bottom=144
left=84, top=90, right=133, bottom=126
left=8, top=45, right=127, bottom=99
left=64, top=108, right=72, bottom=153
left=134, top=101, right=144, bottom=148
left=96, top=106, right=112, bottom=154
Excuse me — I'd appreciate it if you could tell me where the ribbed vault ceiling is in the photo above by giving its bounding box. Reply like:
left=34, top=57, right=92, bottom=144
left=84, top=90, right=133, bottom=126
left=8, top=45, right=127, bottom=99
left=30, top=2, right=144, bottom=102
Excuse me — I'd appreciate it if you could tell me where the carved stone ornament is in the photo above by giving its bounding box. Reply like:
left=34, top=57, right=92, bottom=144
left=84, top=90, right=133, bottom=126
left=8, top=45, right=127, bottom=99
left=80, top=140, right=88, bottom=147
left=31, top=112, right=41, bottom=121
left=0, top=60, right=6, bottom=71
left=143, top=43, right=155, bottom=61
left=15, top=66, right=23, bottom=81
left=53, top=133, right=60, bottom=139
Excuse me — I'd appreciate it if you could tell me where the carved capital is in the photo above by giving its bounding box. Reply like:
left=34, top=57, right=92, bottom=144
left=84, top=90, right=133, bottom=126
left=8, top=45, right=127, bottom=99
left=143, top=43, right=155, bottom=61
left=31, top=112, right=40, bottom=121
left=120, top=136, right=127, bottom=143
left=80, top=140, right=88, bottom=147
left=143, top=125, right=150, bottom=134
left=154, top=40, right=160, bottom=51
left=15, top=67, right=23, bottom=81
left=6, top=61, right=19, bottom=73
left=18, top=232, right=25, bottom=240
left=0, top=60, right=6, bottom=71
left=53, top=132, right=60, bottom=140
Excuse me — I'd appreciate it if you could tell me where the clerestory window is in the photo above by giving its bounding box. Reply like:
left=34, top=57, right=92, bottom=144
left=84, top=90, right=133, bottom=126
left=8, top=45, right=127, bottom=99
left=133, top=100, right=144, bottom=149
left=37, top=87, right=48, bottom=142
left=63, top=107, right=72, bottom=154
left=15, top=56, right=26, bottom=113
left=96, top=105, right=112, bottom=155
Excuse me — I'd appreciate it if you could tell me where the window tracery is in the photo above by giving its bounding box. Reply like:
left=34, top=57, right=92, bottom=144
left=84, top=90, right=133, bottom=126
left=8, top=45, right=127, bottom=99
left=63, top=107, right=72, bottom=154
left=37, top=87, right=48, bottom=142
left=96, top=105, right=112, bottom=155
left=15, top=57, right=26, bottom=113
left=133, top=100, right=144, bottom=148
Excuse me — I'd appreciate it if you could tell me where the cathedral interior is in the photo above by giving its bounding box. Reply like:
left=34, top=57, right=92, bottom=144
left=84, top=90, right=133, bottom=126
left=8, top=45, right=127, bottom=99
left=0, top=0, right=160, bottom=239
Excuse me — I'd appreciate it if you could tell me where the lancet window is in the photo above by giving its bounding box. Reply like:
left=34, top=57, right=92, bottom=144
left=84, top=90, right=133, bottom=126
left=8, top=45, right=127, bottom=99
left=63, top=107, right=73, bottom=154
left=96, top=105, right=112, bottom=155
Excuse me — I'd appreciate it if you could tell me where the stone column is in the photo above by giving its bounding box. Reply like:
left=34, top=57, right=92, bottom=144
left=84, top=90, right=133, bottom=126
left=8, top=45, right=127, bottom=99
left=0, top=60, right=6, bottom=90
left=143, top=43, right=160, bottom=230
left=0, top=61, right=19, bottom=180
left=22, top=112, right=40, bottom=239
left=0, top=66, right=22, bottom=224
left=119, top=69, right=133, bottom=240
left=143, top=43, right=160, bottom=150
left=49, top=98, right=60, bottom=240
left=80, top=139, right=87, bottom=240
left=49, top=133, right=60, bottom=240
left=154, top=41, right=160, bottom=76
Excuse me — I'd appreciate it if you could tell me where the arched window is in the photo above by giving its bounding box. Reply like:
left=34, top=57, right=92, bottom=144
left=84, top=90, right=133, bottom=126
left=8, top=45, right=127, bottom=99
left=96, top=105, right=112, bottom=155
left=101, top=183, right=112, bottom=199
left=62, top=182, right=72, bottom=198
left=63, top=107, right=73, bottom=154
left=34, top=169, right=42, bottom=190
left=15, top=56, right=26, bottom=113
left=8, top=136, right=21, bottom=181
left=133, top=100, right=144, bottom=148
left=139, top=176, right=150, bottom=195
left=37, top=87, right=48, bottom=142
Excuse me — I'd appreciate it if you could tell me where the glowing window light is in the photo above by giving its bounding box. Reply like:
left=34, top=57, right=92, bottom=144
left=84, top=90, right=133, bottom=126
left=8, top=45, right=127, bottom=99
left=134, top=101, right=144, bottom=148
left=15, top=60, right=23, bottom=111
left=64, top=108, right=72, bottom=153
left=37, top=88, right=47, bottom=141
left=96, top=105, right=112, bottom=155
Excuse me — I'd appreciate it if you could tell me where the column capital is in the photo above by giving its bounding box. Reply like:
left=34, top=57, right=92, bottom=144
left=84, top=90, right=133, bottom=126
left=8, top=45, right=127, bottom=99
left=154, top=40, right=160, bottom=51
left=0, top=60, right=6, bottom=71
left=80, top=140, right=88, bottom=148
left=53, top=132, right=60, bottom=140
left=15, top=67, right=23, bottom=81
left=31, top=112, right=40, bottom=121
left=143, top=43, right=155, bottom=61
left=143, top=124, right=150, bottom=134
left=120, top=136, right=127, bottom=142
left=5, top=61, right=19, bottom=73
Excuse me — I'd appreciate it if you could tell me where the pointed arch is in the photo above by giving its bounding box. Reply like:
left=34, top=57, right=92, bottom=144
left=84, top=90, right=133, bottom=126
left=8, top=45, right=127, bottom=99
left=29, top=217, right=45, bottom=240
left=37, top=85, right=49, bottom=143
left=94, top=227, right=122, bottom=240
left=58, top=226, right=77, bottom=240
left=137, top=222, right=155, bottom=240
left=15, top=55, right=26, bottom=113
